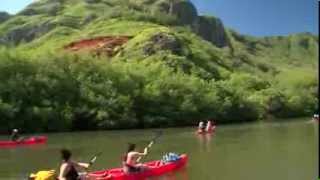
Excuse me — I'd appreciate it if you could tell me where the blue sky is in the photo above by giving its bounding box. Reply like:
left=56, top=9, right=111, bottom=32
left=0, top=0, right=33, bottom=14
left=190, top=0, right=318, bottom=36
left=0, top=0, right=318, bottom=36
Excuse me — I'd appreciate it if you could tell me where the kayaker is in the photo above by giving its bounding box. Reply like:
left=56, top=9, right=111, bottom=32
left=205, top=120, right=216, bottom=132
left=123, top=143, right=148, bottom=173
left=58, top=149, right=90, bottom=180
left=198, top=121, right=205, bottom=133
left=313, top=114, right=319, bottom=121
left=10, top=129, right=20, bottom=142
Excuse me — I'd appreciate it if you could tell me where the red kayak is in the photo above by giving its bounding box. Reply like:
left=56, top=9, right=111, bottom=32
left=197, top=127, right=216, bottom=134
left=0, top=136, right=47, bottom=147
left=197, top=130, right=212, bottom=134
left=88, top=154, right=188, bottom=180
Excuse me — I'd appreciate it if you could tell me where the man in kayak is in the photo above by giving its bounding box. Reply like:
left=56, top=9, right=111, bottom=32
left=198, top=121, right=205, bottom=133
left=123, top=143, right=149, bottom=173
left=58, top=149, right=90, bottom=180
left=10, top=129, right=21, bottom=142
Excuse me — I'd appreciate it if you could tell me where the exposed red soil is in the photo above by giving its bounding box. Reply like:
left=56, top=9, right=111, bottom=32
left=64, top=36, right=132, bottom=57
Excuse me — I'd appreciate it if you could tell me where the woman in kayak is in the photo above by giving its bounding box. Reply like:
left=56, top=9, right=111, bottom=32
left=58, top=149, right=90, bottom=180
left=198, top=121, right=205, bottom=133
left=123, top=143, right=149, bottom=173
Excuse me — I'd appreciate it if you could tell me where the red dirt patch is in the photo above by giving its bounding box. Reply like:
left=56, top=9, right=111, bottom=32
left=64, top=36, right=132, bottom=57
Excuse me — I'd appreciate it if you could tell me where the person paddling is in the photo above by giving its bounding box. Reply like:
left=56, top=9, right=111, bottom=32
left=123, top=143, right=149, bottom=173
left=205, top=121, right=213, bottom=132
left=205, top=120, right=216, bottom=132
left=58, top=149, right=90, bottom=180
left=313, top=114, right=319, bottom=121
left=10, top=129, right=21, bottom=142
left=198, top=121, right=205, bottom=133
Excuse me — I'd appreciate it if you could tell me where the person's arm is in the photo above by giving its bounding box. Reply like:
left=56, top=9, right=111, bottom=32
left=138, top=148, right=148, bottom=156
left=10, top=133, right=17, bottom=141
left=73, top=161, right=90, bottom=169
left=129, top=148, right=148, bottom=158
left=58, top=164, right=68, bottom=180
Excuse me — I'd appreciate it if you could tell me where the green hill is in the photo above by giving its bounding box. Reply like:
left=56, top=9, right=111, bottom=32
left=0, top=0, right=318, bottom=132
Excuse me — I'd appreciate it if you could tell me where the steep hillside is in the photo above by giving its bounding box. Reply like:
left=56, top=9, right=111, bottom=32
left=0, top=0, right=318, bottom=132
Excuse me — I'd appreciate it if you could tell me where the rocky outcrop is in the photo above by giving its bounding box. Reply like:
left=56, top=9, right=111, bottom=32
left=0, top=12, right=11, bottom=23
left=192, top=16, right=229, bottom=48
left=0, top=21, right=55, bottom=45
left=19, top=1, right=62, bottom=16
left=143, top=32, right=182, bottom=55
left=151, top=0, right=228, bottom=48
left=152, top=0, right=198, bottom=25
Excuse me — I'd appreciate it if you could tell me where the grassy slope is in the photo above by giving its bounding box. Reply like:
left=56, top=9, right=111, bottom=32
left=0, top=0, right=317, bottom=98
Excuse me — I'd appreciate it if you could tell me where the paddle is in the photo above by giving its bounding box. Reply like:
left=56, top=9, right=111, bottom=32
left=137, top=131, right=163, bottom=163
left=88, top=152, right=102, bottom=167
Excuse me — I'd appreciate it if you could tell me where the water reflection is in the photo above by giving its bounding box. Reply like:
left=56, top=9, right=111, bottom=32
left=151, top=167, right=189, bottom=180
left=0, top=119, right=316, bottom=180
left=196, top=132, right=213, bottom=152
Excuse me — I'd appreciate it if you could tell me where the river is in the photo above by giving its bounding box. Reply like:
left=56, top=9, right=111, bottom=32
left=0, top=118, right=317, bottom=180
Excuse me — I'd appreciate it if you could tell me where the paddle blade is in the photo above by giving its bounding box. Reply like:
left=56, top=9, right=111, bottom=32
left=89, top=152, right=102, bottom=164
left=90, top=156, right=97, bottom=164
left=152, top=131, right=163, bottom=142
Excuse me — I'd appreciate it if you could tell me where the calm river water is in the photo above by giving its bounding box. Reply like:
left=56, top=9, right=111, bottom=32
left=0, top=118, right=317, bottom=180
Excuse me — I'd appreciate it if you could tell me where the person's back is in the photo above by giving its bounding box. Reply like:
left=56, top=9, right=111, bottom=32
left=126, top=152, right=139, bottom=166
left=198, top=121, right=205, bottom=132
left=61, top=163, right=78, bottom=180
left=58, top=149, right=89, bottom=180
left=123, top=144, right=148, bottom=173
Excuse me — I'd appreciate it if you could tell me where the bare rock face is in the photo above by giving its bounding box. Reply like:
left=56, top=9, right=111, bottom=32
left=143, top=32, right=182, bottom=56
left=19, top=1, right=62, bottom=16
left=192, top=16, right=229, bottom=48
left=0, top=21, right=55, bottom=45
left=0, top=12, right=10, bottom=23
left=153, top=0, right=198, bottom=25
left=152, top=0, right=228, bottom=48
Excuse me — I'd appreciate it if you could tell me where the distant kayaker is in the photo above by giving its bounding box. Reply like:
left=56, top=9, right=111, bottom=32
left=205, top=121, right=214, bottom=132
left=123, top=143, right=148, bottom=173
left=198, top=121, right=205, bottom=133
left=58, top=149, right=90, bottom=180
left=313, top=114, right=319, bottom=121
left=10, top=129, right=20, bottom=142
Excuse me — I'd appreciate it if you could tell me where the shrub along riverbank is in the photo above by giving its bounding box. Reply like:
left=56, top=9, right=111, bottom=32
left=0, top=50, right=317, bottom=133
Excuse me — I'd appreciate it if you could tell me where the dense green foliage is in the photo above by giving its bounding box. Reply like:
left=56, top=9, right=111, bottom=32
left=0, top=48, right=317, bottom=133
left=0, top=0, right=318, bottom=133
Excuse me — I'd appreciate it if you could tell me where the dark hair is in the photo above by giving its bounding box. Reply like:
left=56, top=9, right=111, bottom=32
left=127, top=143, right=136, bottom=153
left=61, top=149, right=72, bottom=161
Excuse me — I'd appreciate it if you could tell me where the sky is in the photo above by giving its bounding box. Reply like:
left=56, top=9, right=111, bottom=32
left=0, top=0, right=318, bottom=36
